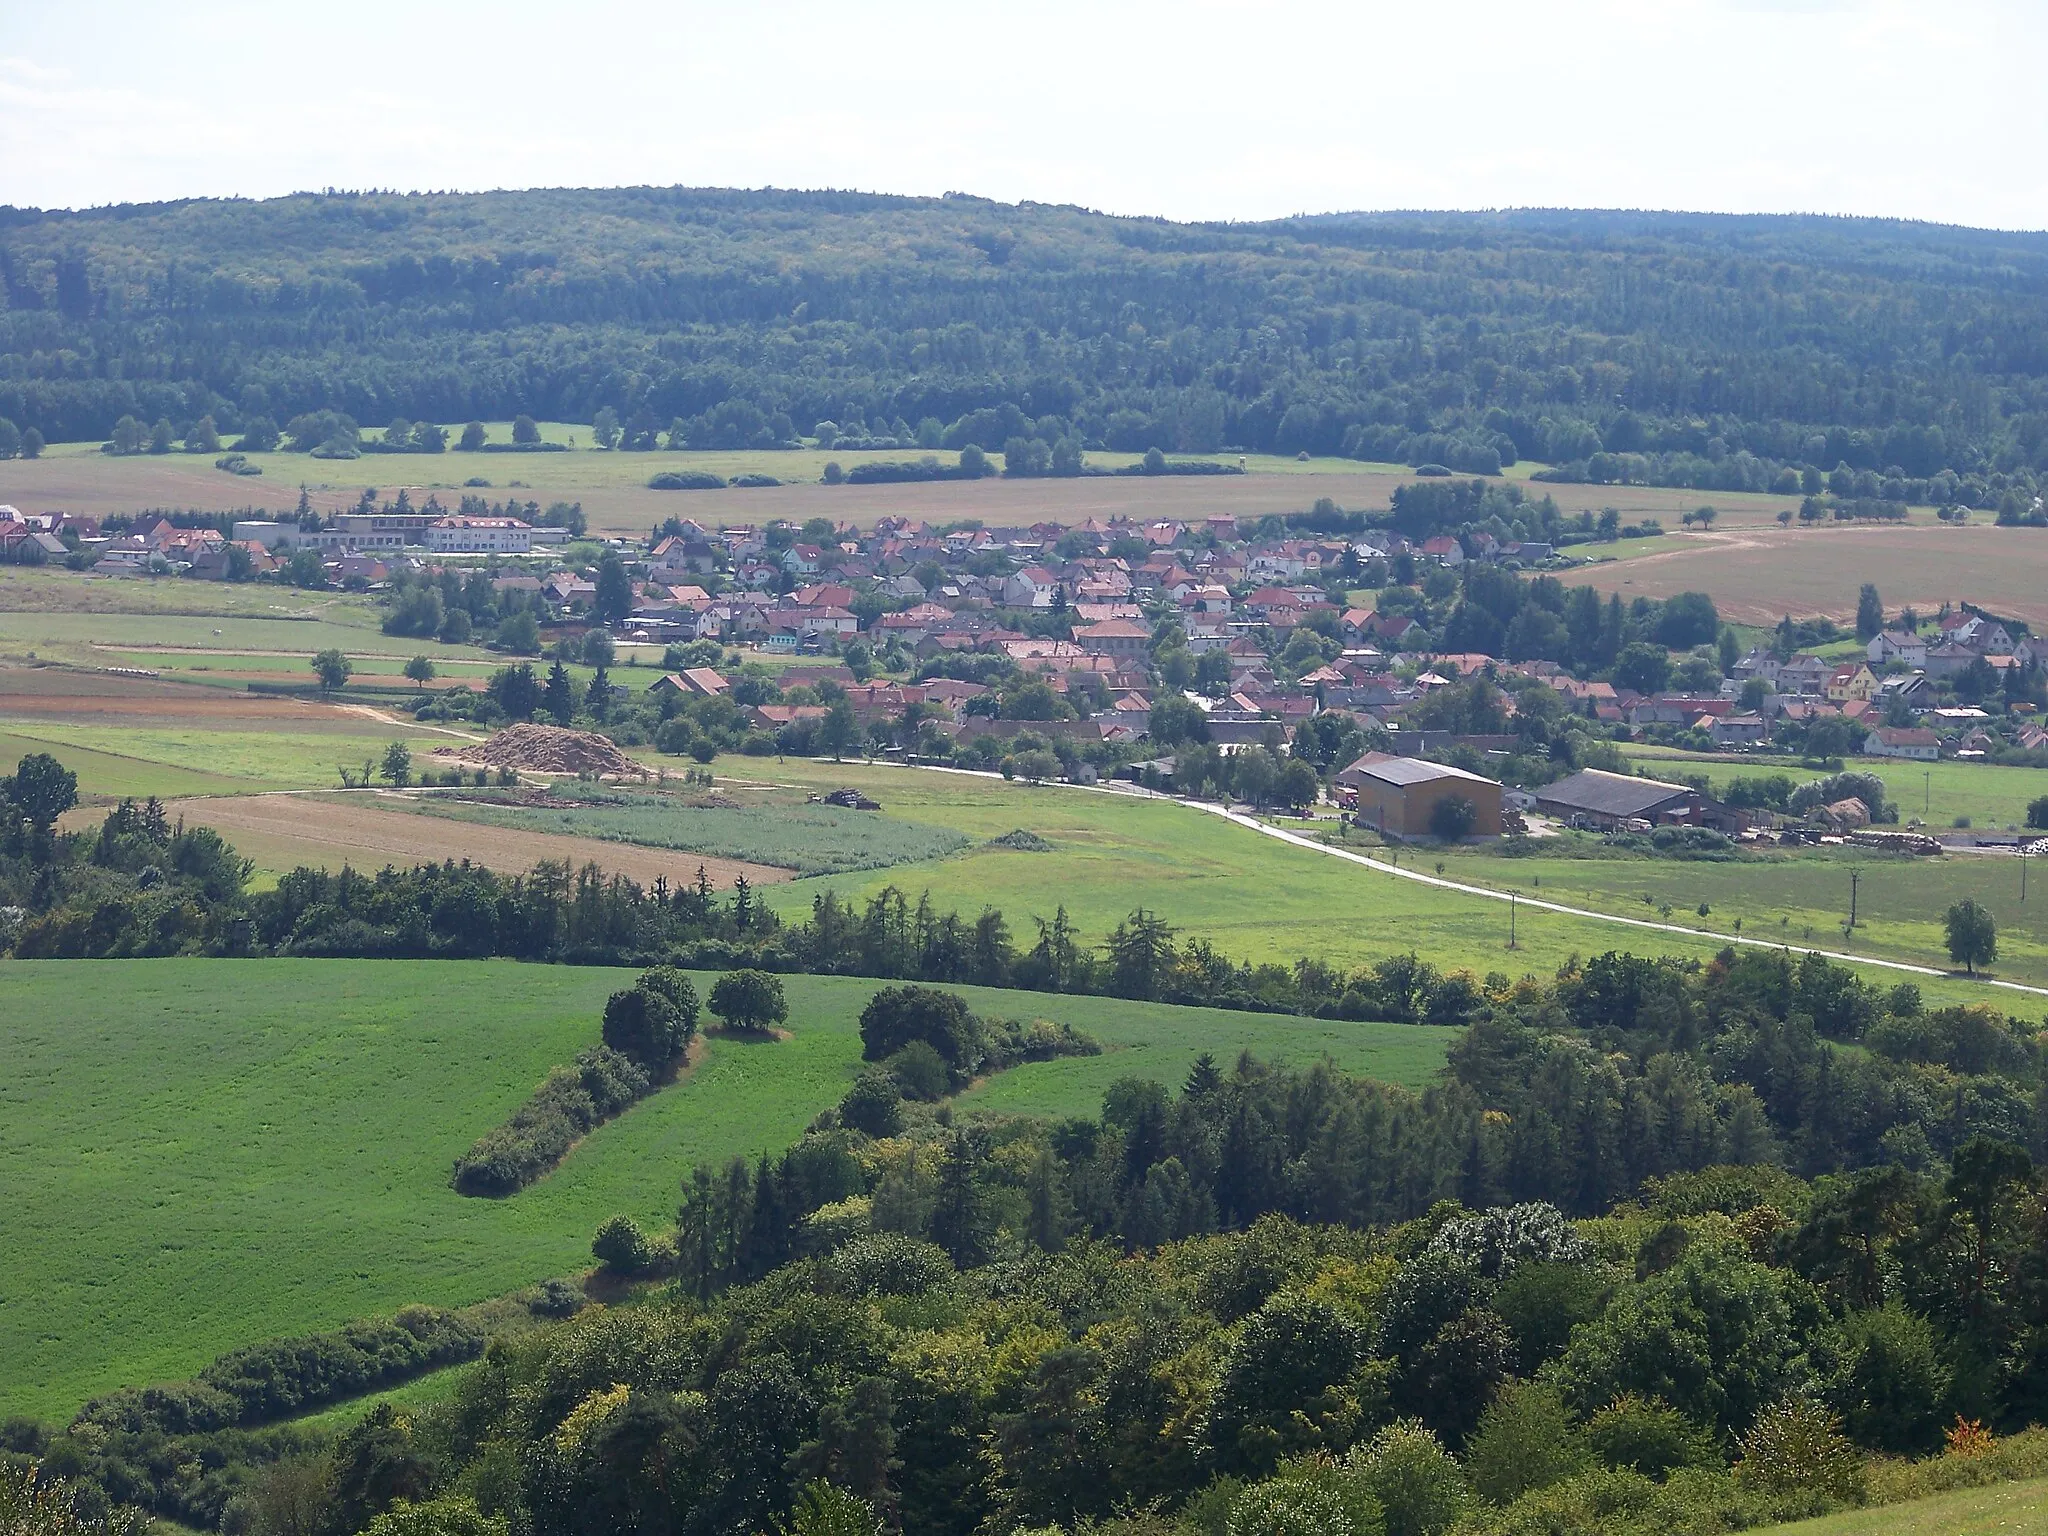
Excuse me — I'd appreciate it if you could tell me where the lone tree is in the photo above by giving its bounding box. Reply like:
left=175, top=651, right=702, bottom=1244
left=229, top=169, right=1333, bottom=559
left=602, top=984, right=690, bottom=1071
left=592, top=552, right=633, bottom=625
left=709, top=968, right=787, bottom=1034
left=1945, top=898, right=1998, bottom=974
left=311, top=648, right=352, bottom=693
left=380, top=741, right=412, bottom=787
left=403, top=655, right=436, bottom=684
left=6, top=752, right=78, bottom=830
left=859, top=985, right=977, bottom=1074
left=1856, top=583, right=1885, bottom=642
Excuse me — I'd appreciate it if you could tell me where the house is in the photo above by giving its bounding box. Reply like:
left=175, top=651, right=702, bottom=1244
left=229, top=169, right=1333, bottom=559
left=1708, top=713, right=1770, bottom=748
left=1775, top=654, right=1833, bottom=695
left=1419, top=536, right=1465, bottom=567
left=747, top=704, right=829, bottom=730
left=1862, top=726, right=1939, bottom=761
left=1535, top=768, right=1701, bottom=829
left=1867, top=630, right=1927, bottom=669
left=1826, top=663, right=1880, bottom=702
left=1343, top=756, right=1503, bottom=841
left=651, top=668, right=730, bottom=699
left=1075, top=619, right=1153, bottom=660
left=1923, top=642, right=1981, bottom=679
left=782, top=544, right=824, bottom=575
left=1002, top=567, right=1061, bottom=609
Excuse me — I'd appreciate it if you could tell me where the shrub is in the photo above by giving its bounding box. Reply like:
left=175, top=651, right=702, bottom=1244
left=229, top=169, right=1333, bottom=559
left=592, top=1215, right=655, bottom=1275
left=859, top=985, right=978, bottom=1073
left=1228, top=1477, right=1378, bottom=1536
left=1348, top=1420, right=1471, bottom=1536
left=530, top=1278, right=586, bottom=1317
left=647, top=469, right=727, bottom=490
left=838, top=1067, right=904, bottom=1138
left=601, top=986, right=690, bottom=1071
left=1582, top=1394, right=1719, bottom=1479
left=1427, top=1202, right=1590, bottom=1280
left=1735, top=1396, right=1863, bottom=1503
left=709, top=968, right=787, bottom=1032
left=451, top=1047, right=651, bottom=1195
left=1464, top=1381, right=1588, bottom=1504
left=885, top=1041, right=951, bottom=1101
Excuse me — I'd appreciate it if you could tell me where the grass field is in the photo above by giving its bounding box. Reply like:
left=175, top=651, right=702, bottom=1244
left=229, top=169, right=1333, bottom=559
left=0, top=958, right=1453, bottom=1421
left=1752, top=1477, right=2048, bottom=1535
left=1622, top=747, right=2048, bottom=833
left=1, top=430, right=1806, bottom=538
left=413, top=787, right=973, bottom=875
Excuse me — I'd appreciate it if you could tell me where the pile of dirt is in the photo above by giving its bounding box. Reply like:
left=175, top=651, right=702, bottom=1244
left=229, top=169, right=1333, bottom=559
left=437, top=724, right=648, bottom=777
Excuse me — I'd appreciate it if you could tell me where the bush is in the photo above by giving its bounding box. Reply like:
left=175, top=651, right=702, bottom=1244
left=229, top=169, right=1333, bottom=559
left=530, top=1278, right=585, bottom=1317
left=1582, top=1394, right=1719, bottom=1479
left=838, top=1067, right=904, bottom=1138
left=1349, top=1420, right=1471, bottom=1536
left=1228, top=1478, right=1379, bottom=1536
left=859, top=985, right=978, bottom=1074
left=709, top=968, right=787, bottom=1032
left=451, top=1047, right=651, bottom=1195
left=648, top=470, right=727, bottom=490
left=601, top=986, right=690, bottom=1072
left=885, top=1040, right=951, bottom=1101
left=1735, top=1396, right=1863, bottom=1502
left=592, top=1214, right=656, bottom=1274
left=1464, top=1382, right=1588, bottom=1504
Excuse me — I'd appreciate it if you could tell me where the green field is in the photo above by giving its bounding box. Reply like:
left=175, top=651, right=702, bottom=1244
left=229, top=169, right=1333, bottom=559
left=0, top=958, right=1453, bottom=1421
left=0, top=727, right=255, bottom=799
left=7, top=720, right=460, bottom=793
left=413, top=788, right=973, bottom=874
left=1623, top=746, right=2048, bottom=833
left=1753, top=1477, right=2048, bottom=1535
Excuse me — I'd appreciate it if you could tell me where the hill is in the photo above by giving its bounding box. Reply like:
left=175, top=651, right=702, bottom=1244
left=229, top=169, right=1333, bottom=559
left=0, top=957, right=1452, bottom=1420
left=4, top=192, right=2048, bottom=508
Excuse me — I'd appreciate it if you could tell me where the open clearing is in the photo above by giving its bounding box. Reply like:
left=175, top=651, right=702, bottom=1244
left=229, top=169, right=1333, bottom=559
left=119, top=793, right=794, bottom=887
left=1753, top=1476, right=2048, bottom=1535
left=0, top=958, right=1452, bottom=1421
left=1, top=436, right=1805, bottom=536
left=1566, top=520, right=2048, bottom=626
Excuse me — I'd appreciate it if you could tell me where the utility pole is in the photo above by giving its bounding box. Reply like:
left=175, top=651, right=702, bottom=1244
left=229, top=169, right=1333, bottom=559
left=2024, top=845, right=2029, bottom=904
left=1848, top=869, right=1859, bottom=929
left=1924, top=771, right=1930, bottom=819
left=1508, top=890, right=1518, bottom=950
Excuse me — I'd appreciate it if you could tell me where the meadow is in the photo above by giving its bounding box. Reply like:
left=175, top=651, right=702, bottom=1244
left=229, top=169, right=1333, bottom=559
left=1752, top=1477, right=2048, bottom=1536
left=1623, top=746, right=2048, bottom=832
left=412, top=786, right=974, bottom=874
left=0, top=958, right=1454, bottom=1421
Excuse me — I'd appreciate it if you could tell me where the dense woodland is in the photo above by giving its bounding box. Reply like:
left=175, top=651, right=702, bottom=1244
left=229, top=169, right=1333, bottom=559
left=8, top=192, right=2048, bottom=505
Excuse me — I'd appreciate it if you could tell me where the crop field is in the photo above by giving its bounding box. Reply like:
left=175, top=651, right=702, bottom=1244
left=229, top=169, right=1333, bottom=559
left=0, top=958, right=1452, bottom=1420
left=2, top=432, right=1806, bottom=537
left=120, top=793, right=792, bottom=888
left=412, top=786, right=973, bottom=874
left=5, top=718, right=457, bottom=795
left=1566, top=520, right=2048, bottom=627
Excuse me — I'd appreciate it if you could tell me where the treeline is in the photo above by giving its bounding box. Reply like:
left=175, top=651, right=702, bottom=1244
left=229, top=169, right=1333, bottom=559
left=11, top=193, right=2048, bottom=505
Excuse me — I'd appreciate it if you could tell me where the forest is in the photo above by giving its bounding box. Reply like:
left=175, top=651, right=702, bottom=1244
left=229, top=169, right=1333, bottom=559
left=7, top=192, right=2048, bottom=506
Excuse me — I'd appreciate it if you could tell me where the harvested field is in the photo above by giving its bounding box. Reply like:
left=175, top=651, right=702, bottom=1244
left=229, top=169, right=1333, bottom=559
left=1, top=445, right=1805, bottom=534
left=441, top=723, right=648, bottom=776
left=1567, top=522, right=2048, bottom=626
left=131, top=793, right=793, bottom=887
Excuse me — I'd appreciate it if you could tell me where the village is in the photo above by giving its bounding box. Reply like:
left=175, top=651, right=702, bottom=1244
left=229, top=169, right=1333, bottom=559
left=4, top=494, right=2044, bottom=851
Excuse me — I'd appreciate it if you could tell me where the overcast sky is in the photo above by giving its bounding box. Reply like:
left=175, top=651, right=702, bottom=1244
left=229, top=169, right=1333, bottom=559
left=3, top=0, right=2042, bottom=229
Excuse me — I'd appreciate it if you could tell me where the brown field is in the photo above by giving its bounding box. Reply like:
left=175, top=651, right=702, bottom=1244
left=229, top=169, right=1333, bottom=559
left=1567, top=521, right=2048, bottom=626
left=0, top=451, right=1805, bottom=534
left=62, top=791, right=793, bottom=888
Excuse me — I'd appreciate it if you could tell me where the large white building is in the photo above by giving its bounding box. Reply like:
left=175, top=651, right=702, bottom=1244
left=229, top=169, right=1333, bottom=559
left=422, top=516, right=534, bottom=554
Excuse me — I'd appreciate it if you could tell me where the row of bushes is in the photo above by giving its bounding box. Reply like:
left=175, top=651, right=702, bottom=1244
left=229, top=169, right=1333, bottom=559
left=74, top=1306, right=481, bottom=1435
left=451, top=969, right=702, bottom=1196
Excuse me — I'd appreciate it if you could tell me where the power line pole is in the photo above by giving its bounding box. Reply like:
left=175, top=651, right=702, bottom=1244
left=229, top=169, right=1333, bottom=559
left=1849, top=869, right=1859, bottom=929
left=1508, top=890, right=1518, bottom=950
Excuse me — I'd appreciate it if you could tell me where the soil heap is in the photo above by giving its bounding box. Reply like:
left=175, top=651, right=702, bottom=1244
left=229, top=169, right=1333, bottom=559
left=441, top=724, right=647, bottom=777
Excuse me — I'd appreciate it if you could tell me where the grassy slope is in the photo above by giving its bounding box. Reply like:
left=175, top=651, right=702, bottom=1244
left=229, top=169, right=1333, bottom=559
left=1752, top=1477, right=2048, bottom=1535
left=0, top=958, right=1450, bottom=1421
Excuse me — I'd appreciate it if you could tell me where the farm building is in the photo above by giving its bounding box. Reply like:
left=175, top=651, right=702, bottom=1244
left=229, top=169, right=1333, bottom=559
left=1344, top=756, right=1502, bottom=841
left=1535, top=768, right=1701, bottom=829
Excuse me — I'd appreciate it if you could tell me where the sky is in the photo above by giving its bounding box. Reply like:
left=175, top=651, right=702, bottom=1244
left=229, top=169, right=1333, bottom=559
left=3, top=0, right=2043, bottom=229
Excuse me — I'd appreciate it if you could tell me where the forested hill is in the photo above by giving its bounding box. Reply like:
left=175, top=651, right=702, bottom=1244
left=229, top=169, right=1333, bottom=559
left=6, top=187, right=2048, bottom=495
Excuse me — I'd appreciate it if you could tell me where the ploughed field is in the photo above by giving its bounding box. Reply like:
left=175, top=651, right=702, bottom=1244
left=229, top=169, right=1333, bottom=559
left=0, top=958, right=1454, bottom=1421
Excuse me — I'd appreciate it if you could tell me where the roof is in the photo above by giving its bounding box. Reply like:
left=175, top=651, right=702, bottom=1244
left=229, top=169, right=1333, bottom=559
left=1349, top=755, right=1498, bottom=790
left=1535, top=768, right=1696, bottom=818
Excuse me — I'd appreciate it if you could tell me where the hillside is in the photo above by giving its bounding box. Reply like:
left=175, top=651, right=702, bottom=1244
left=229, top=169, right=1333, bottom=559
left=5, top=192, right=2048, bottom=507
